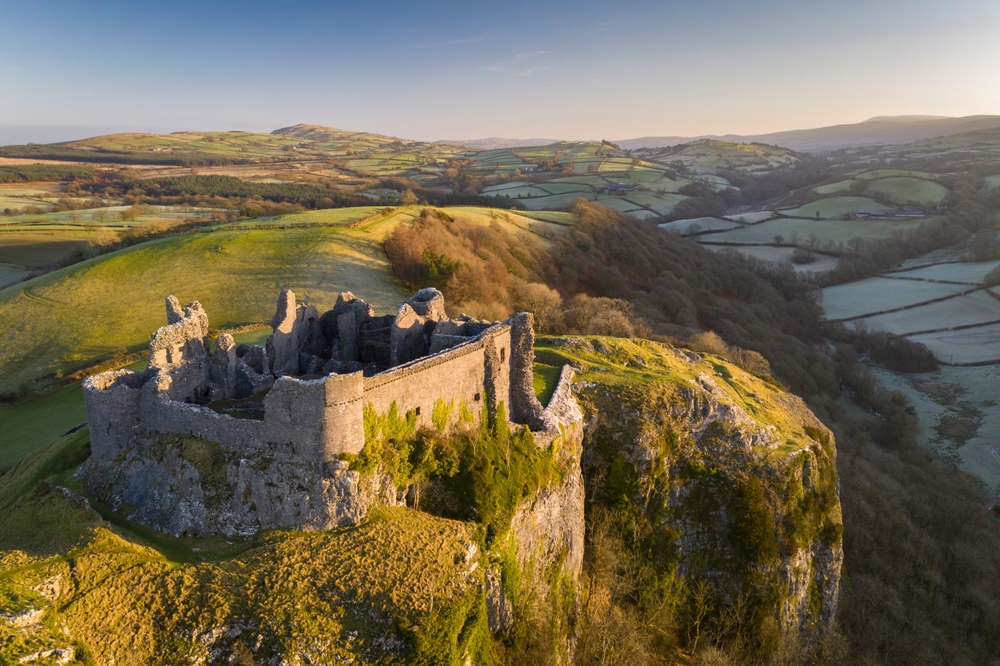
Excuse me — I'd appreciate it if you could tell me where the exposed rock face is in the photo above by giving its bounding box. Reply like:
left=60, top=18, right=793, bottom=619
left=559, top=337, right=843, bottom=641
left=485, top=364, right=586, bottom=649
left=79, top=434, right=398, bottom=537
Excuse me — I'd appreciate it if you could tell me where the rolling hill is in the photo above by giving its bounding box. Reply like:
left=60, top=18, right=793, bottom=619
left=617, top=115, right=1000, bottom=152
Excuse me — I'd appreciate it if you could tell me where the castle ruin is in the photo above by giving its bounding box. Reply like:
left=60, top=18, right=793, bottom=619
left=83, top=288, right=564, bottom=468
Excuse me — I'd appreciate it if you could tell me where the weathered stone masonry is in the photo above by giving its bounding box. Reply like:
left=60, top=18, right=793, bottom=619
left=84, top=288, right=560, bottom=467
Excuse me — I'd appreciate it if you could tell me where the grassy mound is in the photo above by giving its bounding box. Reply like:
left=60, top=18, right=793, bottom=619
left=0, top=221, right=411, bottom=394
left=0, top=430, right=489, bottom=665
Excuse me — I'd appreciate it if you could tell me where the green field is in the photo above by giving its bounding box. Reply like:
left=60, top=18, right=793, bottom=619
left=517, top=191, right=593, bottom=210
left=0, top=382, right=85, bottom=470
left=548, top=175, right=609, bottom=188
left=535, top=182, right=591, bottom=194
left=2, top=205, right=211, bottom=228
left=723, top=211, right=774, bottom=224
left=0, top=196, right=49, bottom=210
left=587, top=196, right=643, bottom=214
left=908, top=323, right=1000, bottom=364
left=235, top=206, right=384, bottom=226
left=482, top=185, right=551, bottom=199
left=648, top=139, right=797, bottom=173
left=517, top=210, right=577, bottom=225
left=820, top=277, right=972, bottom=321
left=853, top=169, right=934, bottom=181
left=866, top=177, right=948, bottom=205
left=659, top=216, right=741, bottom=234
left=0, top=222, right=411, bottom=393
left=697, top=215, right=924, bottom=246
left=857, top=289, right=1000, bottom=335
left=886, top=260, right=1000, bottom=285
left=780, top=197, right=892, bottom=219
left=706, top=245, right=840, bottom=273
left=0, top=233, right=92, bottom=267
left=0, top=262, right=30, bottom=288
left=620, top=191, right=686, bottom=215
left=814, top=180, right=856, bottom=195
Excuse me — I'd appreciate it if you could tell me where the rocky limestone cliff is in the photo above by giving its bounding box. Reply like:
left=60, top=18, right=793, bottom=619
left=536, top=335, right=843, bottom=641
left=79, top=434, right=398, bottom=537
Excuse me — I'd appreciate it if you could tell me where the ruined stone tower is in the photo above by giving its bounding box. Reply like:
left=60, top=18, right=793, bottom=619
left=83, top=288, right=554, bottom=466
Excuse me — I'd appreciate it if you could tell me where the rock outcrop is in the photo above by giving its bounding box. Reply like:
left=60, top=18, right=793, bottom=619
left=538, top=335, right=843, bottom=642
left=80, top=434, right=397, bottom=537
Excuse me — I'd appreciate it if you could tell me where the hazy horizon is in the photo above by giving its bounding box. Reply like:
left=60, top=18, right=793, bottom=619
left=2, top=0, right=999, bottom=143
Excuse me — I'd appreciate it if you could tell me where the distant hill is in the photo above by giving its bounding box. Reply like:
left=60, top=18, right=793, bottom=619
left=617, top=115, right=1000, bottom=152
left=435, top=137, right=558, bottom=150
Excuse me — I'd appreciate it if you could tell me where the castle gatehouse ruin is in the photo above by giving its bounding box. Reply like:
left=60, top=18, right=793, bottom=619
left=84, top=288, right=566, bottom=467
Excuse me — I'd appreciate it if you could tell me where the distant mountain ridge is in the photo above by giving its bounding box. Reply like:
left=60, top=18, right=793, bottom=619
left=615, top=115, right=1000, bottom=152
left=435, top=137, right=558, bottom=150
left=5, top=115, right=1000, bottom=158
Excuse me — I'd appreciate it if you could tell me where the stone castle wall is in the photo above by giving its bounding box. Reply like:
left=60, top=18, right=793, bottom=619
left=362, top=325, right=512, bottom=431
left=84, top=290, right=545, bottom=466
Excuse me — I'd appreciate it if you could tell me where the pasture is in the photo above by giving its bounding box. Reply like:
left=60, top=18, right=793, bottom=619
left=820, top=277, right=972, bottom=321
left=697, top=216, right=924, bottom=246
left=814, top=180, right=856, bottom=195
left=724, top=211, right=774, bottom=224
left=856, top=289, right=1000, bottom=335
left=517, top=210, right=577, bottom=225
left=621, top=192, right=686, bottom=215
left=985, top=175, right=1000, bottom=189
left=650, top=140, right=797, bottom=173
left=707, top=245, right=840, bottom=273
left=853, top=169, right=935, bottom=181
left=0, top=196, right=49, bottom=210
left=909, top=323, right=1000, bottom=365
left=866, top=177, right=948, bottom=205
left=780, top=197, right=892, bottom=219
left=0, top=262, right=30, bottom=288
left=659, top=217, right=742, bottom=234
left=0, top=224, right=411, bottom=393
left=0, top=233, right=92, bottom=267
left=236, top=206, right=384, bottom=227
left=0, top=382, right=86, bottom=470
left=886, top=260, right=1000, bottom=285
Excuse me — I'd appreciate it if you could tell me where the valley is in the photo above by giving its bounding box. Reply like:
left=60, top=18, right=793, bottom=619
left=1, top=116, right=1000, bottom=665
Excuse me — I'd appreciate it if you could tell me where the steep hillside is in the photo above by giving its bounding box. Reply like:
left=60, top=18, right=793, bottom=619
left=536, top=336, right=842, bottom=659
left=0, top=334, right=841, bottom=664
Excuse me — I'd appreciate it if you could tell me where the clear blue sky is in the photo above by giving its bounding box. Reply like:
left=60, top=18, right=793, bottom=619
left=1, top=0, right=999, bottom=144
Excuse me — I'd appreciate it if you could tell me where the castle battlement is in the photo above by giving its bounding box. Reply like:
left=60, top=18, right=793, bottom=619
left=84, top=288, right=553, bottom=465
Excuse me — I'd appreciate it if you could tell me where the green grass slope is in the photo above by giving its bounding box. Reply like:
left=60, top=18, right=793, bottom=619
left=0, top=221, right=411, bottom=394
left=0, top=433, right=487, bottom=665
left=0, top=383, right=85, bottom=471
